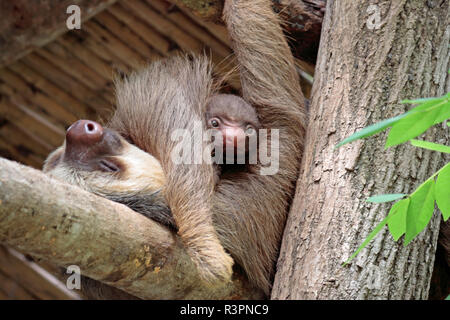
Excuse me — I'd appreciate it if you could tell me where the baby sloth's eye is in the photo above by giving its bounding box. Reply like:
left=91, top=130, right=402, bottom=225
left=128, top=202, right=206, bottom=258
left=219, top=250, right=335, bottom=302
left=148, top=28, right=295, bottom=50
left=245, top=126, right=256, bottom=136
left=210, top=118, right=220, bottom=128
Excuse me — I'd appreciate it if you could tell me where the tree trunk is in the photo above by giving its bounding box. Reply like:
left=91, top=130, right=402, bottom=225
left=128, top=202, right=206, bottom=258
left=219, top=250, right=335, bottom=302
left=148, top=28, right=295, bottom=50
left=272, top=0, right=449, bottom=300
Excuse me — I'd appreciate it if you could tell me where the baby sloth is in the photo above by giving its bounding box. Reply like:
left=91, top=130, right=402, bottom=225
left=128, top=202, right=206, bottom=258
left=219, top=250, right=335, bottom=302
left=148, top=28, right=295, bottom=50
left=205, top=94, right=260, bottom=180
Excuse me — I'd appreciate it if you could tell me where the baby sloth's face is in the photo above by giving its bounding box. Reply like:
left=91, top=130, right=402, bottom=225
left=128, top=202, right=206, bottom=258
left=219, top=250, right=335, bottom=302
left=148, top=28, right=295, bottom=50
left=205, top=94, right=260, bottom=160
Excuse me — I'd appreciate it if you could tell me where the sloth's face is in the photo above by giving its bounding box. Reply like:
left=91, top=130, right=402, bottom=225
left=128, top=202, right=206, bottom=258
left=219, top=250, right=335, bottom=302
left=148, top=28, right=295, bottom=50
left=43, top=120, right=165, bottom=198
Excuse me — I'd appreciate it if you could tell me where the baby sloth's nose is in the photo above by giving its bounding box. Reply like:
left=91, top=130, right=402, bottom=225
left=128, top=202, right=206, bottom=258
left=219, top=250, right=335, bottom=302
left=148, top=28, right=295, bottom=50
left=66, top=120, right=104, bottom=146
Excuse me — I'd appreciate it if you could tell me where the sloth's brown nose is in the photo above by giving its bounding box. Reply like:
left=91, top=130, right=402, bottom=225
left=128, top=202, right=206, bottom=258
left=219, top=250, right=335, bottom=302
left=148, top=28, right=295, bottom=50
left=66, top=120, right=104, bottom=145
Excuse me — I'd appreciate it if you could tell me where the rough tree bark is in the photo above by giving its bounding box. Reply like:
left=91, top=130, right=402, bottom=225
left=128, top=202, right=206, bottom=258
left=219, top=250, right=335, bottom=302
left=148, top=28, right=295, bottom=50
left=272, top=1, right=450, bottom=299
left=0, top=158, right=262, bottom=299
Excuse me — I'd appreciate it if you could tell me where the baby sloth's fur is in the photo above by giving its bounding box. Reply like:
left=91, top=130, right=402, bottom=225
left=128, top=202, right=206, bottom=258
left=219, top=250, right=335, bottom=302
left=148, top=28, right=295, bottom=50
left=44, top=0, right=306, bottom=295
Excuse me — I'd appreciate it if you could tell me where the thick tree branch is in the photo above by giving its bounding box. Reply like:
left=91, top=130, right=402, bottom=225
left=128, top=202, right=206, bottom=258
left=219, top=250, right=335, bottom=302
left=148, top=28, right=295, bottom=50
left=0, top=158, right=262, bottom=299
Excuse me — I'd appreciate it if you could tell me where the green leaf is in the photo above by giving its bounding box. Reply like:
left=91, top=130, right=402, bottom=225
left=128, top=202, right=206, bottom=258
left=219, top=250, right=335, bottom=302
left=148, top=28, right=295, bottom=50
left=435, top=163, right=450, bottom=221
left=410, top=139, right=450, bottom=154
left=388, top=199, right=410, bottom=241
left=434, top=100, right=450, bottom=124
left=367, top=194, right=406, bottom=203
left=407, top=96, right=449, bottom=125
left=404, top=179, right=435, bottom=246
left=336, top=113, right=409, bottom=148
left=344, top=199, right=408, bottom=264
left=386, top=107, right=441, bottom=147
left=401, top=97, right=443, bottom=104
left=406, top=97, right=446, bottom=113
left=344, top=215, right=391, bottom=265
left=336, top=93, right=449, bottom=148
